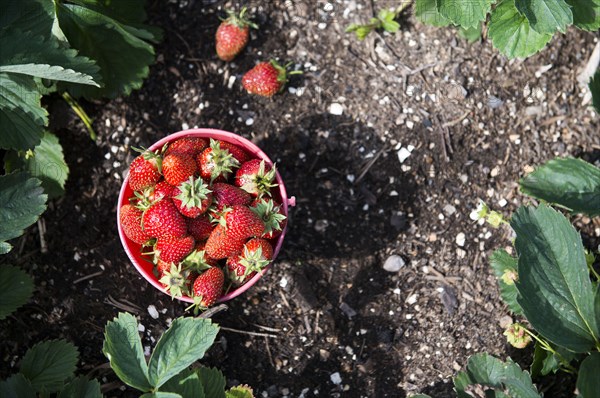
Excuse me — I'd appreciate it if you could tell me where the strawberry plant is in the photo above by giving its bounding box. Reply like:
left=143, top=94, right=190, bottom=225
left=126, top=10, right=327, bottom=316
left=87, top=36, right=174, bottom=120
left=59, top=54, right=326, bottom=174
left=0, top=339, right=102, bottom=397
left=103, top=312, right=254, bottom=398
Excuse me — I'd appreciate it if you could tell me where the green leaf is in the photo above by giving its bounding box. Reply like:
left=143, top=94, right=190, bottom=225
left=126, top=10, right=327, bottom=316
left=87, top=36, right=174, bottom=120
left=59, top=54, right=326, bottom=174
left=103, top=312, right=152, bottom=392
left=515, top=0, right=573, bottom=34
left=0, top=373, right=36, bottom=398
left=577, top=353, right=600, bottom=398
left=58, top=376, right=102, bottom=398
left=454, top=353, right=540, bottom=398
left=512, top=204, right=599, bottom=352
left=489, top=249, right=523, bottom=315
left=531, top=341, right=557, bottom=378
left=0, top=30, right=100, bottom=86
left=20, top=339, right=79, bottom=393
left=197, top=367, right=226, bottom=398
left=148, top=317, right=219, bottom=389
left=0, top=73, right=47, bottom=151
left=56, top=3, right=157, bottom=99
left=381, top=19, right=400, bottom=33
left=590, top=69, right=600, bottom=114
left=226, top=385, right=255, bottom=398
left=567, top=0, right=600, bottom=31
left=0, top=241, right=12, bottom=254
left=0, top=264, right=34, bottom=320
left=520, top=157, right=600, bottom=217
left=458, top=24, right=482, bottom=43
left=416, top=0, right=451, bottom=26
left=436, top=0, right=492, bottom=28
left=161, top=369, right=205, bottom=398
left=488, top=0, right=553, bottom=59
left=0, top=0, right=62, bottom=40
left=5, top=132, right=69, bottom=199
left=0, top=172, right=47, bottom=248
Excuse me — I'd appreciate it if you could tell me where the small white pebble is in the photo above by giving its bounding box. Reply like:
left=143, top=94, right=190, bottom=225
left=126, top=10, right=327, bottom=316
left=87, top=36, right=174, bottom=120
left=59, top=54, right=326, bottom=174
left=245, top=118, right=254, bottom=126
left=329, top=103, right=344, bottom=115
left=279, top=277, right=288, bottom=288
left=181, top=123, right=189, bottom=130
left=138, top=323, right=145, bottom=333
left=397, top=147, right=412, bottom=163
left=147, top=305, right=159, bottom=319
left=330, top=372, right=342, bottom=385
left=406, top=294, right=418, bottom=305
left=456, top=232, right=466, bottom=247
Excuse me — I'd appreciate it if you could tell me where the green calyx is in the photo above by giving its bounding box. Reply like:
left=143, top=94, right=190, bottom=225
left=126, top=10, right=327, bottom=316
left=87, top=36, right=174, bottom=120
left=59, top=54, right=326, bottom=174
left=223, top=7, right=259, bottom=29
left=241, top=160, right=278, bottom=196
left=239, top=246, right=270, bottom=275
left=208, top=139, right=240, bottom=182
left=132, top=144, right=166, bottom=173
left=175, top=176, right=212, bottom=210
left=269, top=60, right=303, bottom=89
left=159, top=263, right=191, bottom=298
left=252, top=198, right=286, bottom=236
left=182, top=249, right=212, bottom=272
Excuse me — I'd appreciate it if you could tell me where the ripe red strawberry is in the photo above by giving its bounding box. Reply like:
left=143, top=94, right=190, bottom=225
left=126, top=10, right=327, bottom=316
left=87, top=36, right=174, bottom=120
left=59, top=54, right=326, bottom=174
left=142, top=199, right=187, bottom=238
left=219, top=141, right=249, bottom=164
left=197, top=139, right=240, bottom=182
left=156, top=235, right=195, bottom=263
left=120, top=204, right=152, bottom=245
left=128, top=150, right=162, bottom=191
left=192, top=267, right=224, bottom=308
left=226, top=238, right=273, bottom=286
left=187, top=215, right=213, bottom=242
left=148, top=181, right=176, bottom=203
left=235, top=159, right=277, bottom=197
left=162, top=153, right=198, bottom=186
left=165, top=137, right=208, bottom=158
left=242, top=60, right=301, bottom=97
left=205, top=223, right=245, bottom=259
left=222, top=204, right=265, bottom=241
left=252, top=197, right=287, bottom=239
left=172, top=177, right=213, bottom=218
left=156, top=258, right=173, bottom=275
left=215, top=7, right=257, bottom=61
left=211, top=182, right=252, bottom=212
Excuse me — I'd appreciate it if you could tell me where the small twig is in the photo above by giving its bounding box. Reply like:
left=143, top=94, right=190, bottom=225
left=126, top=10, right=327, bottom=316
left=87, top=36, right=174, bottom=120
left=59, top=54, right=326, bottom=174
left=199, top=304, right=228, bottom=318
left=442, top=110, right=471, bottom=128
left=278, top=289, right=291, bottom=309
left=264, top=336, right=275, bottom=367
left=433, top=115, right=449, bottom=162
left=105, top=295, right=141, bottom=314
left=219, top=326, right=279, bottom=339
left=73, top=271, right=103, bottom=284
left=37, top=218, right=47, bottom=254
left=252, top=323, right=281, bottom=333
left=314, top=310, right=321, bottom=338
left=355, top=147, right=387, bottom=184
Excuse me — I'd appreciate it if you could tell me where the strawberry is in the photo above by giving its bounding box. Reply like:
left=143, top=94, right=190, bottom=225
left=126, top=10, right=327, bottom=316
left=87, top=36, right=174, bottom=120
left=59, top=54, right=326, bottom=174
left=165, top=137, right=208, bottom=158
left=211, top=182, right=252, bottom=214
left=215, top=7, right=257, bottom=61
left=162, top=153, right=198, bottom=186
left=148, top=181, right=176, bottom=203
left=156, top=235, right=195, bottom=263
left=197, top=139, right=240, bottom=182
left=242, top=60, right=301, bottom=97
left=191, top=267, right=224, bottom=308
left=205, top=223, right=245, bottom=259
left=156, top=258, right=173, bottom=275
left=235, top=159, right=277, bottom=197
left=172, top=177, right=213, bottom=218
left=187, top=215, right=213, bottom=242
left=252, top=197, right=287, bottom=239
left=159, top=263, right=195, bottom=298
left=120, top=204, right=152, bottom=245
left=128, top=149, right=162, bottom=191
left=222, top=204, right=265, bottom=241
left=225, top=238, right=273, bottom=286
left=142, top=199, right=187, bottom=238
left=219, top=141, right=249, bottom=164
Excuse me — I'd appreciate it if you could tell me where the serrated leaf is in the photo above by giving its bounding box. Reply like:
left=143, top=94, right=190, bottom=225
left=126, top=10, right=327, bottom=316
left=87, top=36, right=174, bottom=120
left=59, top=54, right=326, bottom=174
left=0, top=265, right=34, bottom=320
left=56, top=3, right=157, bottom=99
left=454, top=353, right=540, bottom=398
left=489, top=0, right=553, bottom=59
left=436, top=0, right=492, bottom=28
left=0, top=172, right=47, bottom=246
left=513, top=204, right=599, bottom=352
left=567, top=0, right=600, bottom=31
left=520, top=157, right=600, bottom=217
left=0, top=373, right=36, bottom=398
left=161, top=369, right=205, bottom=398
left=197, top=367, right=226, bottom=398
left=0, top=0, right=60, bottom=39
left=148, top=318, right=219, bottom=389
left=416, top=0, right=451, bottom=26
left=20, top=339, right=79, bottom=393
left=515, top=0, right=573, bottom=34
left=590, top=69, right=600, bottom=114
left=458, top=24, right=482, bottom=43
left=58, top=376, right=102, bottom=398
left=226, top=385, right=254, bottom=398
left=0, top=73, right=47, bottom=151
left=577, top=353, right=600, bottom=398
left=0, top=30, right=100, bottom=86
left=5, top=132, right=69, bottom=199
left=490, top=249, right=523, bottom=315
left=103, top=312, right=152, bottom=392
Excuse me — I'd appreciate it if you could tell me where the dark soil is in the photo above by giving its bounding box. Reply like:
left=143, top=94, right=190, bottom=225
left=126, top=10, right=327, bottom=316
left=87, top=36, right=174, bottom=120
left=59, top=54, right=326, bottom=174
left=2, top=1, right=600, bottom=397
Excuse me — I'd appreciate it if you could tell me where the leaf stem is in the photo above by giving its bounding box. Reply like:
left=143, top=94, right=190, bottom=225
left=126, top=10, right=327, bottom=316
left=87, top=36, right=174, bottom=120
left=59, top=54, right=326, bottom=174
left=62, top=92, right=97, bottom=140
left=523, top=329, right=578, bottom=374
left=393, top=0, right=413, bottom=17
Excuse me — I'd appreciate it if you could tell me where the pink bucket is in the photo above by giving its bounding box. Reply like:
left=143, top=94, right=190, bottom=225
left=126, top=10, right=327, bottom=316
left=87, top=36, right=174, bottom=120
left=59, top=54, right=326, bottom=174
left=117, top=128, right=295, bottom=303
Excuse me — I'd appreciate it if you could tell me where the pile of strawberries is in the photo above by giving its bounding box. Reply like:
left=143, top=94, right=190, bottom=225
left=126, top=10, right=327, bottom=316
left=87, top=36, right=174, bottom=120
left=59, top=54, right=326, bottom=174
left=119, top=136, right=287, bottom=310
left=215, top=7, right=301, bottom=97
